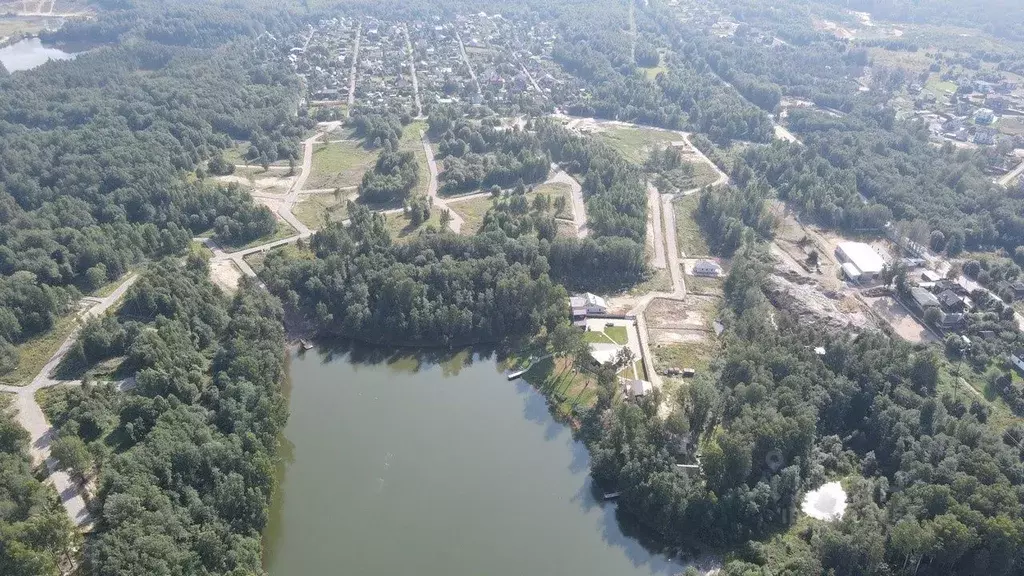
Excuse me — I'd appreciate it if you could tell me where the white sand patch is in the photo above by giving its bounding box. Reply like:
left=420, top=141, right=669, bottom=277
left=802, top=481, right=847, bottom=521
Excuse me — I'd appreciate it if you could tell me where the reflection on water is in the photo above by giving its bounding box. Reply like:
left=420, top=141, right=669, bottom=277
left=264, top=340, right=691, bottom=576
left=0, top=37, right=77, bottom=72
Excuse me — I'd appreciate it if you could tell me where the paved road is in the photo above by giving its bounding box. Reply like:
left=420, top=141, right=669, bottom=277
left=421, top=132, right=464, bottom=233
left=347, top=23, right=361, bottom=114
left=0, top=272, right=139, bottom=529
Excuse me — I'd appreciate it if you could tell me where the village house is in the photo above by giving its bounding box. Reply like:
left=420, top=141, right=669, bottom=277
left=693, top=260, right=724, bottom=277
left=622, top=378, right=654, bottom=399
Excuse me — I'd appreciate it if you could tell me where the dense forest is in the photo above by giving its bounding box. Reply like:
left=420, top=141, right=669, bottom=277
left=40, top=259, right=287, bottom=575
left=578, top=244, right=1024, bottom=575
left=261, top=205, right=567, bottom=345
left=0, top=28, right=304, bottom=375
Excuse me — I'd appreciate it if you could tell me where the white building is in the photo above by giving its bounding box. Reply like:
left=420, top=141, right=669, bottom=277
left=570, top=293, right=607, bottom=315
left=835, top=242, right=885, bottom=282
left=622, top=378, right=654, bottom=398
left=693, top=260, right=723, bottom=277
left=1010, top=349, right=1024, bottom=374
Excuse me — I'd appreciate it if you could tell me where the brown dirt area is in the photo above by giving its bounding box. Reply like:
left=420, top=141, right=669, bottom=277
left=862, top=295, right=939, bottom=344
left=210, top=260, right=243, bottom=293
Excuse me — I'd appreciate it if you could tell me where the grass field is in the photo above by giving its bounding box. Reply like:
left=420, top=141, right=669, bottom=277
left=674, top=194, right=711, bottom=257
left=384, top=208, right=442, bottom=240
left=923, top=74, right=958, bottom=100
left=307, top=140, right=378, bottom=190
left=997, top=116, right=1024, bottom=137
left=449, top=182, right=574, bottom=236
left=293, top=192, right=352, bottom=230
left=449, top=195, right=492, bottom=235
left=595, top=126, right=680, bottom=165
left=1, top=312, right=79, bottom=386
left=685, top=274, right=724, bottom=296
left=653, top=339, right=718, bottom=375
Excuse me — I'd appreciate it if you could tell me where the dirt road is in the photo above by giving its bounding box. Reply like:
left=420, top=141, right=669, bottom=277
left=421, top=132, right=464, bottom=233
left=0, top=273, right=139, bottom=529
left=455, top=30, right=481, bottom=95
left=347, top=23, right=361, bottom=113
left=550, top=169, right=588, bottom=238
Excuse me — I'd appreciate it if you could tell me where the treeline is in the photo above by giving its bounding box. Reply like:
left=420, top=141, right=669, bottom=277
left=578, top=244, right=1024, bottom=575
left=348, top=110, right=405, bottom=149
left=431, top=116, right=551, bottom=195
left=0, top=35, right=304, bottom=374
left=753, top=109, right=1024, bottom=254
left=41, top=259, right=288, bottom=575
left=533, top=118, right=647, bottom=243
left=359, top=144, right=420, bottom=204
left=695, top=182, right=777, bottom=256
left=261, top=206, right=567, bottom=346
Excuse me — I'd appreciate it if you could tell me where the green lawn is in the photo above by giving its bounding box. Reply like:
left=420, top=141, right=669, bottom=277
left=521, top=356, right=599, bottom=421
left=595, top=126, right=680, bottom=165
left=307, top=140, right=378, bottom=190
left=674, top=194, right=711, bottom=257
left=293, top=192, right=352, bottom=230
left=606, top=325, right=628, bottom=345
left=583, top=325, right=628, bottom=345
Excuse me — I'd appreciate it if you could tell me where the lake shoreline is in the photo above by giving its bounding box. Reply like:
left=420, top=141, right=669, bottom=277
left=263, top=345, right=696, bottom=576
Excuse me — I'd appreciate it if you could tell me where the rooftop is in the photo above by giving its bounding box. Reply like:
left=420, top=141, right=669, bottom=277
left=837, top=242, right=885, bottom=275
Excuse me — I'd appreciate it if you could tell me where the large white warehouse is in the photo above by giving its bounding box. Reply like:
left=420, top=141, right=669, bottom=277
left=835, top=242, right=885, bottom=281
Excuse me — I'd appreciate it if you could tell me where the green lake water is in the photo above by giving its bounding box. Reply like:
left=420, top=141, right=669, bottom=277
left=263, top=343, right=687, bottom=575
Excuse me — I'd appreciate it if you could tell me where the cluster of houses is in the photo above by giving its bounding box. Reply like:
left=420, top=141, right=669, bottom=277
left=914, top=75, right=1024, bottom=147
left=355, top=20, right=418, bottom=112
left=282, top=13, right=592, bottom=120
left=286, top=19, right=358, bottom=103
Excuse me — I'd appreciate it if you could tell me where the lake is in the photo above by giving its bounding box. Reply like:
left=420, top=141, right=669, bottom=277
left=0, top=38, right=77, bottom=72
left=263, top=343, right=689, bottom=576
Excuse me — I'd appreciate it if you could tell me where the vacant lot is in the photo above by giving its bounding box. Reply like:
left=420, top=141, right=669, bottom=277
left=863, top=295, right=938, bottom=344
left=595, top=126, right=680, bottom=165
left=384, top=208, right=442, bottom=240
left=293, top=192, right=353, bottom=230
left=645, top=297, right=720, bottom=377
left=674, top=194, right=711, bottom=257
left=307, top=141, right=378, bottom=190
